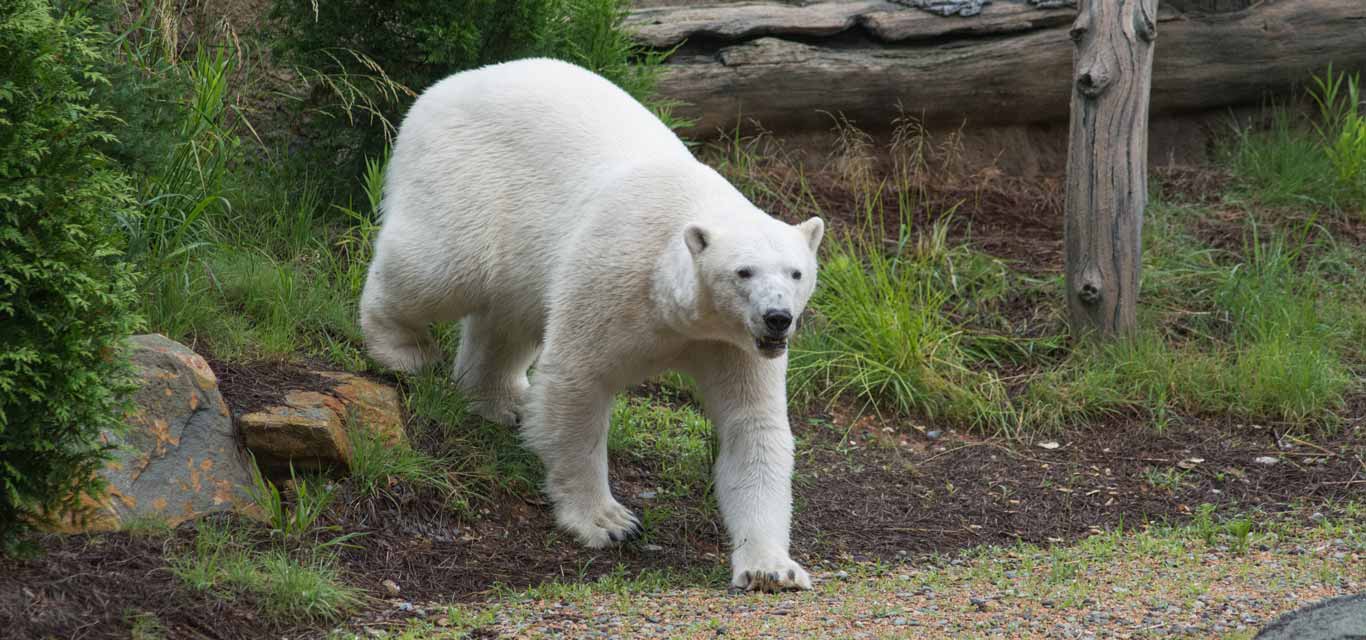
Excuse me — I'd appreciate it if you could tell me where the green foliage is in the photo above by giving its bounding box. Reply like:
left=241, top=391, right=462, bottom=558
left=270, top=0, right=674, bottom=178
left=0, top=0, right=141, bottom=551
left=1019, top=208, right=1354, bottom=432
left=345, top=416, right=457, bottom=500
left=609, top=397, right=716, bottom=495
left=1309, top=66, right=1366, bottom=207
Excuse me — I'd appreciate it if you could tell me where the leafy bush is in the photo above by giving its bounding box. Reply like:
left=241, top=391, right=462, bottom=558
left=270, top=0, right=672, bottom=179
left=0, top=0, right=141, bottom=550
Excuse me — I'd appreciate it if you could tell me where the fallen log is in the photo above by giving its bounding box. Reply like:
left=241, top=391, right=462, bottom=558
left=627, top=0, right=1366, bottom=137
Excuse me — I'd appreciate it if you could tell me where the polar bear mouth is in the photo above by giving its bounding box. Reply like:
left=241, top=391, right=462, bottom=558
left=756, top=336, right=788, bottom=357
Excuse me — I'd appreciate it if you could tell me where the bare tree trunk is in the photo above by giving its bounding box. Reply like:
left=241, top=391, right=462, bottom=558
left=1063, top=0, right=1156, bottom=338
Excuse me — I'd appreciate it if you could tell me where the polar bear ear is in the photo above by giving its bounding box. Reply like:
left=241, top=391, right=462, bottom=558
left=798, top=217, right=825, bottom=253
left=683, top=224, right=710, bottom=257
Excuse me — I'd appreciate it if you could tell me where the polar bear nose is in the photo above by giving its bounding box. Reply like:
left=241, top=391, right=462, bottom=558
left=764, top=309, right=793, bottom=333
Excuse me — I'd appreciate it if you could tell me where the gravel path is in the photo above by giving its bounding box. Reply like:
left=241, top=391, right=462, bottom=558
left=376, top=514, right=1363, bottom=639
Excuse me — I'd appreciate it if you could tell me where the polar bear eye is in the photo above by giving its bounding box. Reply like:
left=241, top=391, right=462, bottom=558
left=736, top=268, right=753, bottom=279
left=792, top=270, right=803, bottom=281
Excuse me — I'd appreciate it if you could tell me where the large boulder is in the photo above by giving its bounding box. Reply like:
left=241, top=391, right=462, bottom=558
left=1255, top=594, right=1366, bottom=640
left=53, top=334, right=255, bottom=532
left=237, top=371, right=405, bottom=475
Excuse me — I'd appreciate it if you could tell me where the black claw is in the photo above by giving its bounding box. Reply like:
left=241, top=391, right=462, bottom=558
left=768, top=572, right=780, bottom=584
left=608, top=530, right=621, bottom=543
left=787, top=569, right=796, bottom=581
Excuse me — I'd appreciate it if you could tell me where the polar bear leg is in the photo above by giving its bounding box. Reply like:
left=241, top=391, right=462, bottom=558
left=359, top=279, right=442, bottom=374
left=454, top=314, right=538, bottom=427
left=522, top=359, right=640, bottom=548
left=687, top=345, right=811, bottom=592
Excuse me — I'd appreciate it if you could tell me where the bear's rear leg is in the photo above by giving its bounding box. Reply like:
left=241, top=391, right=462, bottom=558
left=454, top=314, right=538, bottom=427
left=360, top=306, right=441, bottom=373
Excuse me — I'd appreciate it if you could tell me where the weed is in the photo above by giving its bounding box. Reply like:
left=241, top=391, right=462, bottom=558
left=244, top=458, right=335, bottom=540
left=1226, top=517, right=1255, bottom=554
left=1142, top=467, right=1189, bottom=492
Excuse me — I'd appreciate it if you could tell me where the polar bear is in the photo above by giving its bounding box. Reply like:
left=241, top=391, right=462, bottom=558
left=359, top=58, right=823, bottom=591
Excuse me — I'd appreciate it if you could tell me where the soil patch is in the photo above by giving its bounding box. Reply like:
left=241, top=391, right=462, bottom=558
left=0, top=530, right=288, bottom=640
left=207, top=356, right=393, bottom=416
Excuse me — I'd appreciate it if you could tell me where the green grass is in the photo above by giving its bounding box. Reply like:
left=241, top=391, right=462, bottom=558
left=1226, top=67, right=1366, bottom=215
left=170, top=520, right=362, bottom=623
left=346, top=414, right=458, bottom=499
left=609, top=396, right=715, bottom=495
left=790, top=215, right=1021, bottom=432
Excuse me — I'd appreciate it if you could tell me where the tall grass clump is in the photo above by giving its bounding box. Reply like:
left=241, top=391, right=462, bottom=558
left=0, top=0, right=141, bottom=552
left=790, top=214, right=1016, bottom=431
left=1228, top=66, right=1366, bottom=215
left=1309, top=66, right=1366, bottom=209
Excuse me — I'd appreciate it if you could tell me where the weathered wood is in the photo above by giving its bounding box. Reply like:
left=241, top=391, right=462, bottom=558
left=632, top=0, right=1366, bottom=137
left=1063, top=0, right=1156, bottom=338
left=625, top=1, right=1077, bottom=49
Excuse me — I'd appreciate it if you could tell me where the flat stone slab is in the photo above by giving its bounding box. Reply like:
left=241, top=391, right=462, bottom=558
left=238, top=371, right=406, bottom=474
left=1255, top=594, right=1366, bottom=640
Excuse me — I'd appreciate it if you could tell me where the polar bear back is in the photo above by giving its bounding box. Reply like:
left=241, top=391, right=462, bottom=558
left=372, top=58, right=697, bottom=327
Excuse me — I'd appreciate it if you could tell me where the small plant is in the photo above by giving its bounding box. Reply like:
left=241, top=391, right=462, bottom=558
left=1226, top=517, right=1255, bottom=554
left=346, top=416, right=456, bottom=499
left=244, top=458, right=336, bottom=540
left=1309, top=65, right=1366, bottom=208
left=1191, top=503, right=1220, bottom=546
left=1142, top=467, right=1189, bottom=492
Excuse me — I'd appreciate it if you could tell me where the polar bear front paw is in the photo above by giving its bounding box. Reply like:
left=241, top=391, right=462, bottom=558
left=556, top=498, right=642, bottom=549
left=731, top=549, right=812, bottom=592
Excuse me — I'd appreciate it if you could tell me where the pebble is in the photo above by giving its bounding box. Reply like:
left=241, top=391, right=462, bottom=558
left=926, top=430, right=943, bottom=440
left=642, top=544, right=664, bottom=552
left=638, top=490, right=658, bottom=500
left=1253, top=456, right=1280, bottom=465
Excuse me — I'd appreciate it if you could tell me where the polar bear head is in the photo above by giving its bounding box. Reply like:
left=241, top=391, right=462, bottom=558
left=682, top=216, right=824, bottom=359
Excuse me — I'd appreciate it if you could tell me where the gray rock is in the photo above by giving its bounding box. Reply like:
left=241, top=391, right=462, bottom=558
left=51, top=335, right=254, bottom=532
left=1251, top=595, right=1366, bottom=640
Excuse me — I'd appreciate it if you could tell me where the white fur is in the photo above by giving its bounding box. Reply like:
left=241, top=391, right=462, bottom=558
left=359, top=59, right=823, bottom=591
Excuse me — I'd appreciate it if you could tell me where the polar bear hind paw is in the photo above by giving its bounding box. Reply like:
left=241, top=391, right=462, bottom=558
left=469, top=398, right=522, bottom=427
